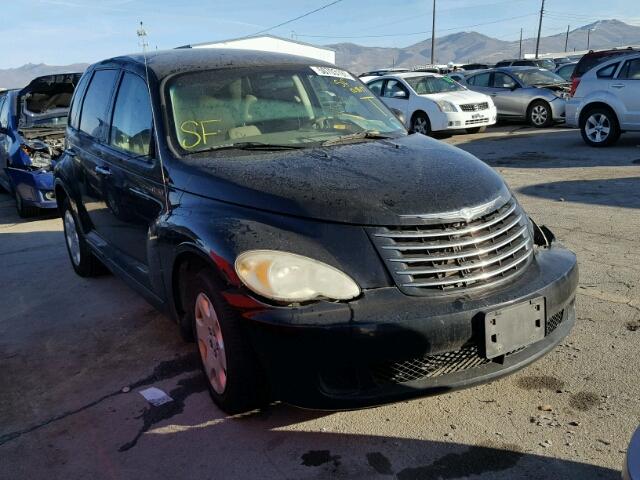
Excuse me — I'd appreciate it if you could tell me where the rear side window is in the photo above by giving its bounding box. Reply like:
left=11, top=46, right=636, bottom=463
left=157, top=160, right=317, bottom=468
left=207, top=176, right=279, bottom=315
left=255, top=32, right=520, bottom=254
left=68, top=73, right=91, bottom=130
left=110, top=72, right=153, bottom=156
left=596, top=63, right=619, bottom=79
left=367, top=79, right=384, bottom=96
left=79, top=69, right=119, bottom=139
left=492, top=72, right=516, bottom=88
left=468, top=73, right=491, bottom=87
left=618, top=59, right=640, bottom=80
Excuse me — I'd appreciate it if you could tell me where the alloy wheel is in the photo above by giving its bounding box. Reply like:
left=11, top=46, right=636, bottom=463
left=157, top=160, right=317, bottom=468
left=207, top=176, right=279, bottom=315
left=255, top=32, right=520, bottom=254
left=412, top=117, right=428, bottom=134
left=585, top=113, right=611, bottom=144
left=530, top=105, right=549, bottom=126
left=64, top=210, right=81, bottom=266
left=195, top=292, right=228, bottom=395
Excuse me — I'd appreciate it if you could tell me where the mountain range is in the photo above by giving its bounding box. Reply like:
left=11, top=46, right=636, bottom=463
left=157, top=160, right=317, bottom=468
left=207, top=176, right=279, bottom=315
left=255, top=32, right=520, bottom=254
left=1, top=19, right=639, bottom=88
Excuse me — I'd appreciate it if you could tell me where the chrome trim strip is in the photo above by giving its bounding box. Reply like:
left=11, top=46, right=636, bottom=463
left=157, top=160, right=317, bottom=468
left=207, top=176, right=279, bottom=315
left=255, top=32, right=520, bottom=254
left=402, top=249, right=533, bottom=287
left=388, top=227, right=528, bottom=263
left=396, top=238, right=531, bottom=276
left=376, top=202, right=517, bottom=239
left=382, top=215, right=524, bottom=251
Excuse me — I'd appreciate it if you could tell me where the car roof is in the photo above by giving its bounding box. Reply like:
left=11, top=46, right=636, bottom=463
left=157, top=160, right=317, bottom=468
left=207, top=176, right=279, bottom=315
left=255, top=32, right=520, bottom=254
left=386, top=72, right=441, bottom=79
left=89, top=48, right=336, bottom=81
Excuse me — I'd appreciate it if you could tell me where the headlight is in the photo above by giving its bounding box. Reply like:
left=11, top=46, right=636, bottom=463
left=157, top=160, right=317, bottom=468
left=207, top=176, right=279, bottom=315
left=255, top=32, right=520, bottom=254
left=435, top=100, right=458, bottom=112
left=235, top=250, right=360, bottom=302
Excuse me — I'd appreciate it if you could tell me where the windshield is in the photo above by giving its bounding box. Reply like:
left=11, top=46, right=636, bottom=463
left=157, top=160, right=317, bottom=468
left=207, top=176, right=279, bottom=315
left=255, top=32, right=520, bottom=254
left=404, top=75, right=465, bottom=94
left=166, top=66, right=405, bottom=154
left=537, top=59, right=556, bottom=70
left=511, top=69, right=566, bottom=86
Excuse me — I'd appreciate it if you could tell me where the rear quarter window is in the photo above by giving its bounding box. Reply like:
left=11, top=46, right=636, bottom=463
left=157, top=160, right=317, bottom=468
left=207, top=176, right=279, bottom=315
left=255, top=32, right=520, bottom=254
left=79, top=69, right=119, bottom=139
left=596, top=63, right=619, bottom=79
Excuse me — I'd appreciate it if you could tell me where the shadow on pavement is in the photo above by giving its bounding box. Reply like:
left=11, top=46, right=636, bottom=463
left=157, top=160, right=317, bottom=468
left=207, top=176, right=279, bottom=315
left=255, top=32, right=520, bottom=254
left=518, top=177, right=640, bottom=210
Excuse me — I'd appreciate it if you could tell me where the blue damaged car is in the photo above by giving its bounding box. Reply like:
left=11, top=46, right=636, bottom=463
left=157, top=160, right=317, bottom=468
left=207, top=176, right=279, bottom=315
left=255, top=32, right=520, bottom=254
left=0, top=73, right=81, bottom=217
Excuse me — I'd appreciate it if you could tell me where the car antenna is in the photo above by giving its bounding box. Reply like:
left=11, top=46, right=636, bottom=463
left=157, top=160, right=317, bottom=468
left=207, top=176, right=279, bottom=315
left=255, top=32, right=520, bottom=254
left=137, top=21, right=169, bottom=211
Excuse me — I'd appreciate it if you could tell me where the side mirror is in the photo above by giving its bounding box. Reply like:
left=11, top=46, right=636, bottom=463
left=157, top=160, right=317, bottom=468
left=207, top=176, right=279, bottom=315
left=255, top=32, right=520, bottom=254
left=392, top=91, right=408, bottom=99
left=510, top=84, right=519, bottom=91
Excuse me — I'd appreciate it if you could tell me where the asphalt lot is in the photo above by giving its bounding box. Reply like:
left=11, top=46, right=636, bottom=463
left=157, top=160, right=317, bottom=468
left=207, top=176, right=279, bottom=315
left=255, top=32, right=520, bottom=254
left=1, top=125, right=639, bottom=479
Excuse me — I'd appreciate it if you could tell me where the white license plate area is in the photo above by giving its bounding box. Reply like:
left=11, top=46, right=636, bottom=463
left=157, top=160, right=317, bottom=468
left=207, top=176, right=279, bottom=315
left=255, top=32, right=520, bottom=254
left=484, top=298, right=546, bottom=359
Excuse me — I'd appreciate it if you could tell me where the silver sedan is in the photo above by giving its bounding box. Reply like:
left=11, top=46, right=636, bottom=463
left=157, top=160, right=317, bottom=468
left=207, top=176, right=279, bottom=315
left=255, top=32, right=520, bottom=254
left=462, top=67, right=569, bottom=127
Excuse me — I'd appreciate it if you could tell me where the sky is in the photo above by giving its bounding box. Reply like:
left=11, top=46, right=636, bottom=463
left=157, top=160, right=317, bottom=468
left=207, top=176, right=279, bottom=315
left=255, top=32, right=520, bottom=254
left=2, top=0, right=639, bottom=68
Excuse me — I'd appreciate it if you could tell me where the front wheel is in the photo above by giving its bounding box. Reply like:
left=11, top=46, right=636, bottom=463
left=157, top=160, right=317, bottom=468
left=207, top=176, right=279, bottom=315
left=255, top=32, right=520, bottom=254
left=528, top=100, right=553, bottom=128
left=61, top=198, right=105, bottom=277
left=580, top=107, right=621, bottom=147
left=410, top=113, right=432, bottom=136
left=187, top=269, right=268, bottom=414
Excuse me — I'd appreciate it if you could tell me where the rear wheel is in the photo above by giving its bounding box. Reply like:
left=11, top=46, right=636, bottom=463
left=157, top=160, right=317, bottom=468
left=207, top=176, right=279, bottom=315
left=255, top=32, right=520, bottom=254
left=186, top=269, right=268, bottom=414
left=61, top=198, right=105, bottom=277
left=15, top=190, right=39, bottom=218
left=465, top=126, right=487, bottom=134
left=580, top=107, right=620, bottom=147
left=410, top=112, right=432, bottom=136
left=528, top=100, right=553, bottom=128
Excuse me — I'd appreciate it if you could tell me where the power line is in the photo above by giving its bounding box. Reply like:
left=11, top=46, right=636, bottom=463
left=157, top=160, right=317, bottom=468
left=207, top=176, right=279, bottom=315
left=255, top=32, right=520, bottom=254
left=296, top=12, right=538, bottom=39
left=249, top=0, right=343, bottom=36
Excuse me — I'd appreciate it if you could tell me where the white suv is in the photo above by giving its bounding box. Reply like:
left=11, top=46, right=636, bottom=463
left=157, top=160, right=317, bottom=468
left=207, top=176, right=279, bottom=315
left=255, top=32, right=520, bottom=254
left=566, top=53, right=640, bottom=146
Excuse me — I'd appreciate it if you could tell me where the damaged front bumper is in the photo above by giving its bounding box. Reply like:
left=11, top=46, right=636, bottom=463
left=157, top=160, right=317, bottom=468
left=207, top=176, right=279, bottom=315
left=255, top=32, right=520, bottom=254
left=9, top=167, right=56, bottom=209
left=239, top=242, right=578, bottom=409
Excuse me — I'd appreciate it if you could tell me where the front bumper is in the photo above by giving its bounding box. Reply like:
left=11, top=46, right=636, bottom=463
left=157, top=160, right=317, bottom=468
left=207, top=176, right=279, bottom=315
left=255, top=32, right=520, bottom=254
left=431, top=107, right=498, bottom=131
left=9, top=167, right=56, bottom=209
left=241, top=244, right=578, bottom=409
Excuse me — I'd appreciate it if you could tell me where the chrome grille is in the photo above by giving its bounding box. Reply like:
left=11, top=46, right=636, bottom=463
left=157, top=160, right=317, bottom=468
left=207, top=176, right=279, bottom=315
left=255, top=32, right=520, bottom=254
left=459, top=102, right=489, bottom=112
left=370, top=197, right=533, bottom=294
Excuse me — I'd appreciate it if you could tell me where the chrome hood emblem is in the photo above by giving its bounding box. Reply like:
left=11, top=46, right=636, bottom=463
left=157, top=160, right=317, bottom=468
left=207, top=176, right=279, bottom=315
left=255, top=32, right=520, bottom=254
left=400, top=187, right=511, bottom=223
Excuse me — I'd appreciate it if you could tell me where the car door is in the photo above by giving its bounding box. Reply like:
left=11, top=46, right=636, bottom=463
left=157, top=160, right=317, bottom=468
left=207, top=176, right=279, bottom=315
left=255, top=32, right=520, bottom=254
left=72, top=68, right=121, bottom=248
left=465, top=72, right=492, bottom=95
left=612, top=58, right=640, bottom=128
left=381, top=79, right=410, bottom=118
left=489, top=72, right=526, bottom=117
left=98, top=70, right=165, bottom=288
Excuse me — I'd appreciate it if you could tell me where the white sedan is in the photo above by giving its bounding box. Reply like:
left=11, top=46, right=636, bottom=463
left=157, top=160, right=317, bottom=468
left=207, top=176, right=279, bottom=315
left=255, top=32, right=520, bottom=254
left=366, top=72, right=497, bottom=135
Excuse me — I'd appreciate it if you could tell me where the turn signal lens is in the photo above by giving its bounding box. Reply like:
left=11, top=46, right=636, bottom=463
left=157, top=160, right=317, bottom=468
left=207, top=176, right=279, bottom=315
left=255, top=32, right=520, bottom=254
left=235, top=250, right=360, bottom=303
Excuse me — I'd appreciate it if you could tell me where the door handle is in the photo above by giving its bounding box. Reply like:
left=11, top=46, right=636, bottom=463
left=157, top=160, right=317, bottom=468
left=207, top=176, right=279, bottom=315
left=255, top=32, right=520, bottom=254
left=611, top=84, right=625, bottom=89
left=95, top=165, right=111, bottom=176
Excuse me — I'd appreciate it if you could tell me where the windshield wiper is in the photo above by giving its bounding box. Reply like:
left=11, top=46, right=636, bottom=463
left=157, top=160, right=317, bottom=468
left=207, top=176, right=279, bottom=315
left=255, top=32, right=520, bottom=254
left=321, top=130, right=395, bottom=147
left=182, top=142, right=305, bottom=155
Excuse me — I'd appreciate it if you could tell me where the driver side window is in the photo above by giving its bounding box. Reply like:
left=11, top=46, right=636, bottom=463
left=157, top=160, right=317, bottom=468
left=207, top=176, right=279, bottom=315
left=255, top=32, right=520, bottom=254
left=383, top=80, right=409, bottom=99
left=367, top=79, right=384, bottom=97
left=493, top=73, right=517, bottom=89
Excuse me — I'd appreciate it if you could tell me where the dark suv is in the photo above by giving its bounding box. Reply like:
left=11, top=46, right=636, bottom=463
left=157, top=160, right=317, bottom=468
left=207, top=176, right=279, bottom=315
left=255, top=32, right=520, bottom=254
left=55, top=49, right=578, bottom=413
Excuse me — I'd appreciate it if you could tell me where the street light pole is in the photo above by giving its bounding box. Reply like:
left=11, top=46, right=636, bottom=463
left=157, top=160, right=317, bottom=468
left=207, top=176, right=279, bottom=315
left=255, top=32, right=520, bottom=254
left=430, top=0, right=436, bottom=65
left=519, top=28, right=523, bottom=59
left=535, top=0, right=545, bottom=59
left=587, top=28, right=591, bottom=50
left=564, top=25, right=570, bottom=52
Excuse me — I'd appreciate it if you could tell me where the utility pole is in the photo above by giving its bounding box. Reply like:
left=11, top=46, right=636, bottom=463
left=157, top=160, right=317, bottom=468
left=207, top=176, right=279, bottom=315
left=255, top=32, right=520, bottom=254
left=518, top=28, right=523, bottom=59
left=430, top=0, right=436, bottom=65
left=587, top=28, right=592, bottom=50
left=564, top=25, right=570, bottom=52
left=136, top=21, right=148, bottom=53
left=534, top=0, right=545, bottom=59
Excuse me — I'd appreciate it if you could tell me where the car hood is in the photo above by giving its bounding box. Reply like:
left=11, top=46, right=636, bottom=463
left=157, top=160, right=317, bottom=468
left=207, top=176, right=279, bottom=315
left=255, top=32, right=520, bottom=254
left=419, top=89, right=490, bottom=105
left=179, top=134, right=508, bottom=226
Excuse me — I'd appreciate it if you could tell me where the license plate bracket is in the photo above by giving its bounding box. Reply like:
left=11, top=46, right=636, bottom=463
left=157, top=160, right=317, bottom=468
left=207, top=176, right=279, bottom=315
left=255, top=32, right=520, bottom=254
left=484, top=298, right=546, bottom=359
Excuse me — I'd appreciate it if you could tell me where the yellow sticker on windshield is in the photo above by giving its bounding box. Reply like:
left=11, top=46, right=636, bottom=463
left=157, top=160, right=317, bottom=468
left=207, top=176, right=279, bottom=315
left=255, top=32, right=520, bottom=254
left=179, top=119, right=222, bottom=149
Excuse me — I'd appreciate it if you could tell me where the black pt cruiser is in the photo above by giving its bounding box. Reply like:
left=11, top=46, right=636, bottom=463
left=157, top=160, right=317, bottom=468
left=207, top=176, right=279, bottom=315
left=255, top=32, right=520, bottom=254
left=54, top=49, right=578, bottom=413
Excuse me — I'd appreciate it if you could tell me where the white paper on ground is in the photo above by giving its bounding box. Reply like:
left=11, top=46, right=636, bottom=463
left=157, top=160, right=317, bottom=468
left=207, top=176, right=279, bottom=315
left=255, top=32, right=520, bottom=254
left=139, top=387, right=173, bottom=406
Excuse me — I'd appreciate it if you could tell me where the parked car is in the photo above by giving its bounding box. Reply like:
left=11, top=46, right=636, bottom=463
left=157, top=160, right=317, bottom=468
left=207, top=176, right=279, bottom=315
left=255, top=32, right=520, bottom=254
left=570, top=46, right=639, bottom=96
left=566, top=52, right=640, bottom=146
left=460, top=63, right=490, bottom=71
left=494, top=58, right=556, bottom=70
left=552, top=57, right=572, bottom=66
left=554, top=62, right=578, bottom=81
left=55, top=48, right=578, bottom=414
left=463, top=67, right=569, bottom=127
left=358, top=68, right=410, bottom=78
left=366, top=72, right=497, bottom=135
left=447, top=72, right=466, bottom=83
left=0, top=73, right=81, bottom=217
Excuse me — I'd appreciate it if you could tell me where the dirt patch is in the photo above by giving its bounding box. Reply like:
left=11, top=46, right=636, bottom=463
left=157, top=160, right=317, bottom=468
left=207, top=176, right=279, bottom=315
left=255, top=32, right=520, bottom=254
left=515, top=375, right=565, bottom=391
left=569, top=391, right=603, bottom=411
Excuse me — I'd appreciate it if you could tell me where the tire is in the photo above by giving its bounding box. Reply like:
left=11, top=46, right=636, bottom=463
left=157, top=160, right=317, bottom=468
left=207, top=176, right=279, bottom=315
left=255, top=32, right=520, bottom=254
left=580, top=107, right=621, bottom=147
left=465, top=126, right=487, bottom=134
left=410, top=112, right=432, bottom=136
left=61, top=198, right=105, bottom=277
left=186, top=268, right=268, bottom=414
left=527, top=100, right=553, bottom=128
left=15, top=190, right=39, bottom=218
